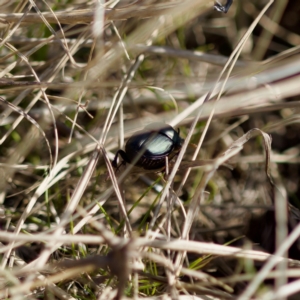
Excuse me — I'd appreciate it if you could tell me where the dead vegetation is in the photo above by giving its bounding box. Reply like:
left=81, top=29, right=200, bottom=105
left=1, top=0, right=300, bottom=299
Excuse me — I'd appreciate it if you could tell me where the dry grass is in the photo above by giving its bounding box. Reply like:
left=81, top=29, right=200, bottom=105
left=1, top=0, right=300, bottom=299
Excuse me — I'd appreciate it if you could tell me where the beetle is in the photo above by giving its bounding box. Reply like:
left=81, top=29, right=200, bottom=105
left=112, top=123, right=184, bottom=170
left=214, top=0, right=233, bottom=13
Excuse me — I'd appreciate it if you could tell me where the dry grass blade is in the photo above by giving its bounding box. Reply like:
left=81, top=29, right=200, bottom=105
left=265, top=277, right=300, bottom=300
left=137, top=239, right=300, bottom=267
left=177, top=128, right=272, bottom=269
left=85, top=0, right=209, bottom=85
left=0, top=2, right=202, bottom=25
left=240, top=222, right=300, bottom=299
left=220, top=128, right=272, bottom=179
left=0, top=96, right=53, bottom=167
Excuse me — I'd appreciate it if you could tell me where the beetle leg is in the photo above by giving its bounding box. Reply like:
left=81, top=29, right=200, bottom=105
left=214, top=0, right=233, bottom=13
left=112, top=150, right=130, bottom=169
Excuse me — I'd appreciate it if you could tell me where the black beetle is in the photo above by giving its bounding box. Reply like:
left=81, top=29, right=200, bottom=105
left=112, top=123, right=184, bottom=170
left=214, top=0, right=233, bottom=13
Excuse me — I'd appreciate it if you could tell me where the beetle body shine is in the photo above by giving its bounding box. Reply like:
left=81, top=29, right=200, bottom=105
left=113, top=123, right=184, bottom=170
